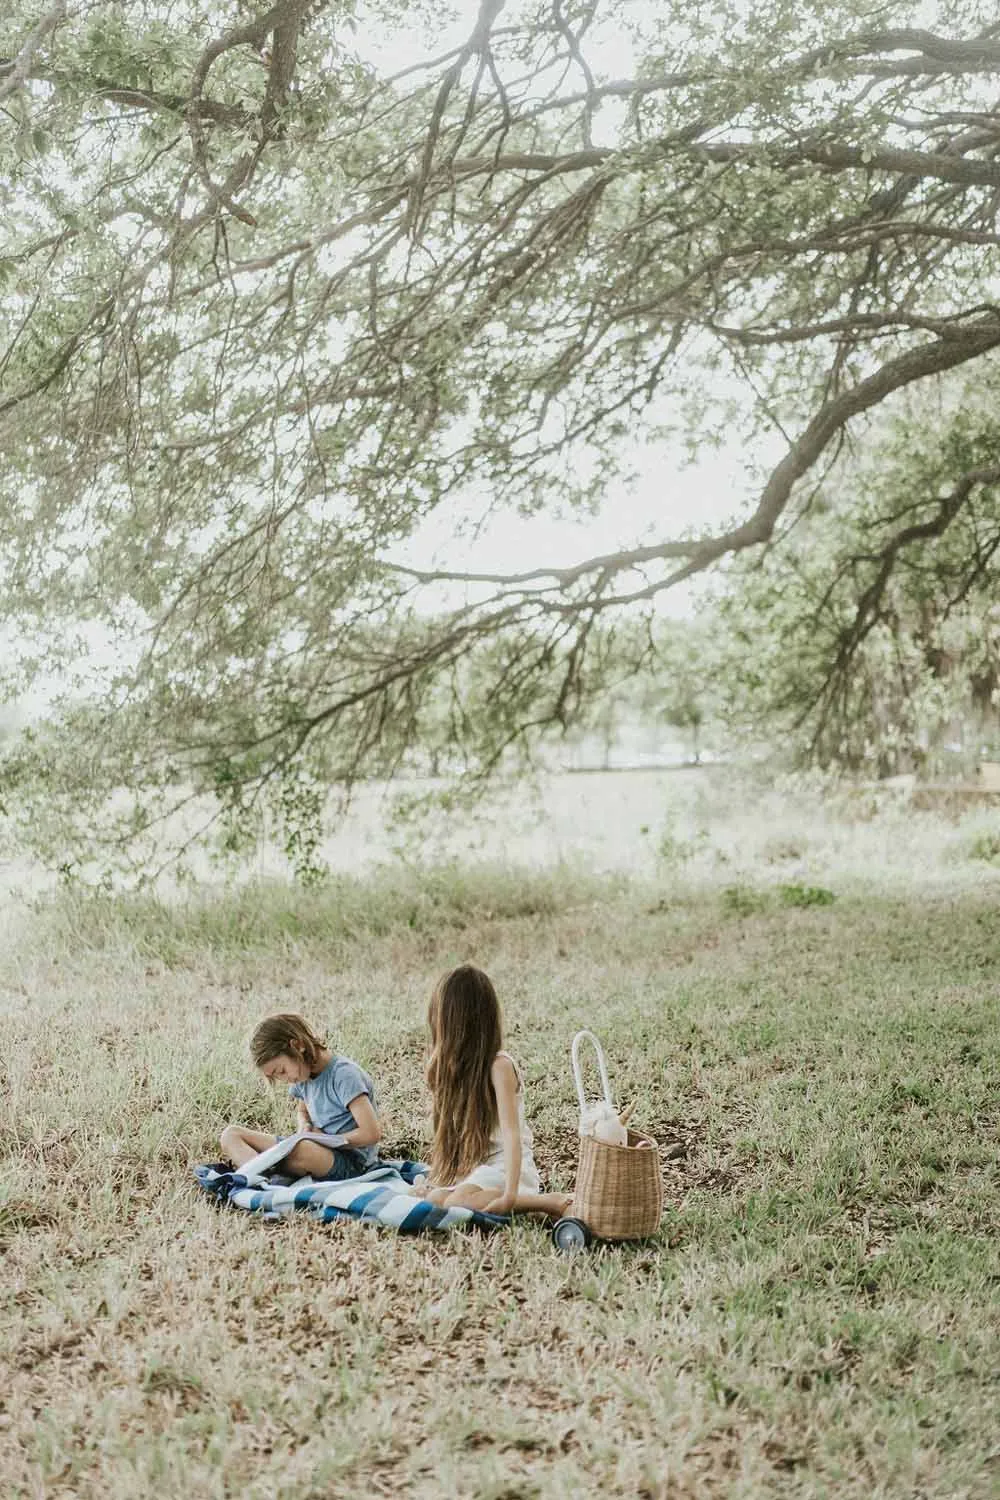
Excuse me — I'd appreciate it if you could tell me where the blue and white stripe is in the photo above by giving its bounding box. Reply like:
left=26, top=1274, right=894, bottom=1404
left=193, top=1159, right=509, bottom=1233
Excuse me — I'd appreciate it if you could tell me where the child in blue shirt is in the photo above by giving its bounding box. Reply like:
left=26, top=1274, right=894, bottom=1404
left=220, top=1013, right=381, bottom=1181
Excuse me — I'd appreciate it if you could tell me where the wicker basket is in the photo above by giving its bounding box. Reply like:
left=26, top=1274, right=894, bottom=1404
left=570, top=1030, right=664, bottom=1240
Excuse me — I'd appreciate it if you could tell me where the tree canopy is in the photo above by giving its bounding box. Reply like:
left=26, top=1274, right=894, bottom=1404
left=710, top=364, right=1000, bottom=773
left=2, top=0, right=1000, bottom=871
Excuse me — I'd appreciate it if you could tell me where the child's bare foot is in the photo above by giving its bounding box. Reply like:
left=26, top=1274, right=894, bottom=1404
left=514, top=1189, right=575, bottom=1219
left=542, top=1196, right=574, bottom=1221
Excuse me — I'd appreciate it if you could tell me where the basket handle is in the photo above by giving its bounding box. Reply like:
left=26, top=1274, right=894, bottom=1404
left=571, top=1029, right=615, bottom=1119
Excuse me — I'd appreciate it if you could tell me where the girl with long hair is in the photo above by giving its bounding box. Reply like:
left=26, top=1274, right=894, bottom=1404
left=420, top=964, right=572, bottom=1217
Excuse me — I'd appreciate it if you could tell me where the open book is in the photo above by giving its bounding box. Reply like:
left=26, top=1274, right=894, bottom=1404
left=291, top=1130, right=348, bottom=1149
left=238, top=1129, right=349, bottom=1180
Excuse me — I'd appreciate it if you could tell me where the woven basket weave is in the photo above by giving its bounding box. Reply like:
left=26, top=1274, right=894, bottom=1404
left=570, top=1031, right=664, bottom=1241
left=573, top=1129, right=663, bottom=1239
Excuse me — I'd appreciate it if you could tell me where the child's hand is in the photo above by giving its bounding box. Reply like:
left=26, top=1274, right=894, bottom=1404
left=483, top=1193, right=516, bottom=1215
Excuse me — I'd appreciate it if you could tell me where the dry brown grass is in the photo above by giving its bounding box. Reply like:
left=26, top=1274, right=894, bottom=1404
left=1, top=821, right=999, bottom=1497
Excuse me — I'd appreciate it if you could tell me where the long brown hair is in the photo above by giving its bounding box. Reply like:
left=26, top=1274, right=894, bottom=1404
left=427, top=964, right=503, bottom=1185
left=250, top=1013, right=325, bottom=1070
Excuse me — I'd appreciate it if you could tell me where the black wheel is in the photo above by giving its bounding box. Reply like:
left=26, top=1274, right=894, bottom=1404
left=552, top=1216, right=593, bottom=1253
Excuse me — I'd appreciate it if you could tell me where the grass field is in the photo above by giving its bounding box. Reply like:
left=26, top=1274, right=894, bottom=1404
left=1, top=782, right=999, bottom=1498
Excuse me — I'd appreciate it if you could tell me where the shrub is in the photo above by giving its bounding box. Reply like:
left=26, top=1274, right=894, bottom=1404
left=778, top=883, right=836, bottom=908
left=721, top=884, right=770, bottom=916
left=967, top=830, right=1000, bottom=862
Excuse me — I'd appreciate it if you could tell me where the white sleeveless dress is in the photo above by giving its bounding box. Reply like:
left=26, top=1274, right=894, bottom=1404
left=456, top=1051, right=541, bottom=1195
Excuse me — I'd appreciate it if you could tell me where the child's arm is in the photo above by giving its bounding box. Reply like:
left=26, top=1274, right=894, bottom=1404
left=294, top=1098, right=313, bottom=1132
left=484, top=1054, right=522, bottom=1214
left=340, top=1092, right=381, bottom=1149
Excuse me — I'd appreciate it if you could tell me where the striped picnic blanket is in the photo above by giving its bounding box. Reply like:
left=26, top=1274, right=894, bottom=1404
left=194, top=1157, right=509, bottom=1233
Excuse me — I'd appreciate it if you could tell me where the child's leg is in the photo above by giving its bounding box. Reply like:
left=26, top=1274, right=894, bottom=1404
left=435, top=1184, right=495, bottom=1211
left=425, top=1184, right=572, bottom=1217
left=220, top=1124, right=278, bottom=1167
left=283, top=1140, right=346, bottom=1178
left=509, top=1189, right=574, bottom=1219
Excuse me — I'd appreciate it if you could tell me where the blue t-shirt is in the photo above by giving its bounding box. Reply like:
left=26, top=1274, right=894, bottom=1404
left=289, top=1056, right=378, bottom=1167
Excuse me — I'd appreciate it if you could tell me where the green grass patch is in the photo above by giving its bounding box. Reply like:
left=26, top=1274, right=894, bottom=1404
left=721, top=880, right=835, bottom=916
left=1, top=864, right=998, bottom=1497
left=16, top=860, right=625, bottom=965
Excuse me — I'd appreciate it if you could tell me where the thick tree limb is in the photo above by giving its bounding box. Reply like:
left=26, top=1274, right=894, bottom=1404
left=185, top=0, right=319, bottom=223
left=383, top=318, right=1000, bottom=597
left=797, top=26, right=1000, bottom=71
left=0, top=60, right=252, bottom=124
left=0, top=0, right=66, bottom=104
left=696, top=140, right=1000, bottom=189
